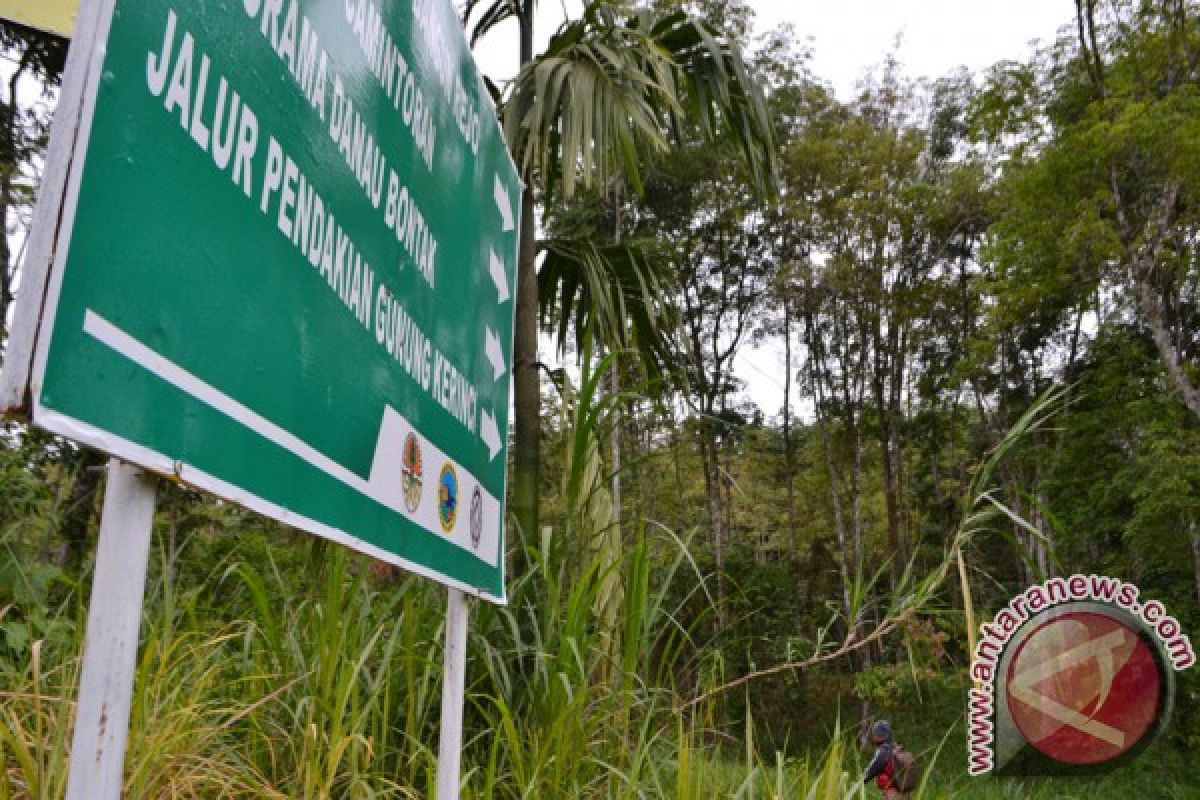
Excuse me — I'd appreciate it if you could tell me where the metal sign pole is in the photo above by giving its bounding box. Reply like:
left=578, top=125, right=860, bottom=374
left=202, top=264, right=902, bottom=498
left=435, top=587, right=470, bottom=800
left=65, top=458, right=157, bottom=800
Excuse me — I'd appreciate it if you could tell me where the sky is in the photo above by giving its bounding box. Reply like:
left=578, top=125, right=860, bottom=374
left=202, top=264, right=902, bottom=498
left=471, top=1, right=1076, bottom=418
left=472, top=1, right=1074, bottom=97
left=735, top=1, right=1073, bottom=418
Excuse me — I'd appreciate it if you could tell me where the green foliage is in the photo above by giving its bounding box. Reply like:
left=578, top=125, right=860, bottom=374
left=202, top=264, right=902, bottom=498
left=539, top=231, right=678, bottom=381
left=6, top=3, right=1200, bottom=797
left=504, top=1, right=776, bottom=201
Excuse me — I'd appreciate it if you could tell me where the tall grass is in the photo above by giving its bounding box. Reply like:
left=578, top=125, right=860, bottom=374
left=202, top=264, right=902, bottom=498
left=0, top=343, right=876, bottom=798
left=3, top=508, right=834, bottom=798
left=4, top=499, right=1187, bottom=797
left=2, top=381, right=1172, bottom=798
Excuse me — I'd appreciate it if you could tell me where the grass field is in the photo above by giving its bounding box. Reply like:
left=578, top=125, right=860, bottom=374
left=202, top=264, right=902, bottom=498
left=3, top=525, right=1198, bottom=798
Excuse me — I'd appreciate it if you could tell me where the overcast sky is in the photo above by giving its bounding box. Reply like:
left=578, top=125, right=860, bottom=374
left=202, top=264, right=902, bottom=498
left=473, top=1, right=1077, bottom=418
left=474, top=1, right=1074, bottom=97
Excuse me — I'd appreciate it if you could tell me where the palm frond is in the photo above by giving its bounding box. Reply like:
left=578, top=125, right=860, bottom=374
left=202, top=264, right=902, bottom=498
left=506, top=3, right=679, bottom=198
left=538, top=234, right=678, bottom=381
left=647, top=10, right=778, bottom=198
left=461, top=0, right=521, bottom=48
left=503, top=0, right=776, bottom=200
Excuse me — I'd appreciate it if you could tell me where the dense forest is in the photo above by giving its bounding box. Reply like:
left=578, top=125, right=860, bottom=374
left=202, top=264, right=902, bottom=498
left=3, top=0, right=1200, bottom=797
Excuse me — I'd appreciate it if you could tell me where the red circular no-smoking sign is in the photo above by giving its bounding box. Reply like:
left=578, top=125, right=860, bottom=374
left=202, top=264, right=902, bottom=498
left=1006, top=611, right=1161, bottom=765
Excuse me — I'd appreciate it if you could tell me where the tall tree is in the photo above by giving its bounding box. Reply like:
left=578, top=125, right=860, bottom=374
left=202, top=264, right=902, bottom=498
left=644, top=138, right=773, bottom=624
left=985, top=1, right=1200, bottom=420
left=0, top=23, right=66, bottom=354
left=466, top=0, right=776, bottom=539
left=463, top=0, right=543, bottom=538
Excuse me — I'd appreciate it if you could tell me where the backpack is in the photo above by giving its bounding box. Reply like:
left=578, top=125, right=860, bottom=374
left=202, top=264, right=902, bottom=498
left=890, top=744, right=920, bottom=792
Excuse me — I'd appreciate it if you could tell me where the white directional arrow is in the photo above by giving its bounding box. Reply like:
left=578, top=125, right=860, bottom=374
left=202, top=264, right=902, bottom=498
left=489, top=248, right=509, bottom=304
left=494, top=175, right=515, bottom=232
left=480, top=408, right=502, bottom=462
left=484, top=326, right=506, bottom=380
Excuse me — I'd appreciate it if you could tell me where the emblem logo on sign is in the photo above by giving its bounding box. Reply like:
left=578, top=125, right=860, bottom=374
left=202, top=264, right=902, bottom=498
left=401, top=433, right=423, bottom=513
left=469, top=486, right=483, bottom=549
left=438, top=463, right=458, bottom=533
left=1006, top=611, right=1161, bottom=766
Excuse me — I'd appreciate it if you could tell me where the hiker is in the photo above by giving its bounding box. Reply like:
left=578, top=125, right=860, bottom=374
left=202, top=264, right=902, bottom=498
left=862, top=719, right=916, bottom=798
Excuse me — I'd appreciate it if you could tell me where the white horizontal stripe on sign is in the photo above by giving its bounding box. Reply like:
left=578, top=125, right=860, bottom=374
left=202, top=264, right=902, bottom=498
left=81, top=309, right=499, bottom=567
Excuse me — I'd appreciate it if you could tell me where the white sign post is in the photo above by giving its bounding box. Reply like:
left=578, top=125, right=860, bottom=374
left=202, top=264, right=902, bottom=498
left=64, top=459, right=157, bottom=800
left=436, top=588, right=471, bottom=799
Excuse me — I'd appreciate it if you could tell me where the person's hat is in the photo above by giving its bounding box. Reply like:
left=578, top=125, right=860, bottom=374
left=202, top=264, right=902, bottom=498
left=870, top=719, right=892, bottom=742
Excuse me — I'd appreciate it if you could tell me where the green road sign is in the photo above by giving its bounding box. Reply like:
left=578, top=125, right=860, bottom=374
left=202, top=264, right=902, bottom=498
left=4, top=0, right=520, bottom=602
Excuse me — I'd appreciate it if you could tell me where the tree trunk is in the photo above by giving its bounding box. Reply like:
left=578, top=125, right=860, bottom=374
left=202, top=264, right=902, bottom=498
left=609, top=192, right=623, bottom=541
left=722, top=436, right=733, bottom=555
left=878, top=412, right=902, bottom=590
left=1013, top=490, right=1032, bottom=586
left=510, top=7, right=540, bottom=540
left=818, top=419, right=853, bottom=622
left=0, top=53, right=32, bottom=350
left=1035, top=499, right=1050, bottom=579
left=700, top=423, right=726, bottom=629
left=1106, top=163, right=1198, bottom=420
left=1081, top=0, right=1200, bottom=420
left=1190, top=520, right=1200, bottom=606
left=782, top=301, right=797, bottom=560
left=849, top=416, right=864, bottom=589
left=1134, top=272, right=1200, bottom=418
left=870, top=299, right=906, bottom=592
left=672, top=403, right=686, bottom=513
left=804, top=309, right=854, bottom=622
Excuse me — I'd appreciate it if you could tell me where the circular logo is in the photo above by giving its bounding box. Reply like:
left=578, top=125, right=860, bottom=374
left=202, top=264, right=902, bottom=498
left=469, top=487, right=483, bottom=549
left=437, top=463, right=458, bottom=533
left=401, top=433, right=423, bottom=513
left=1006, top=611, right=1163, bottom=766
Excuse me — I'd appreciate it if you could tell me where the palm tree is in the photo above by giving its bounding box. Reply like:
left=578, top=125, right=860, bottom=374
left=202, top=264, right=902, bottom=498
left=463, top=0, right=777, bottom=539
